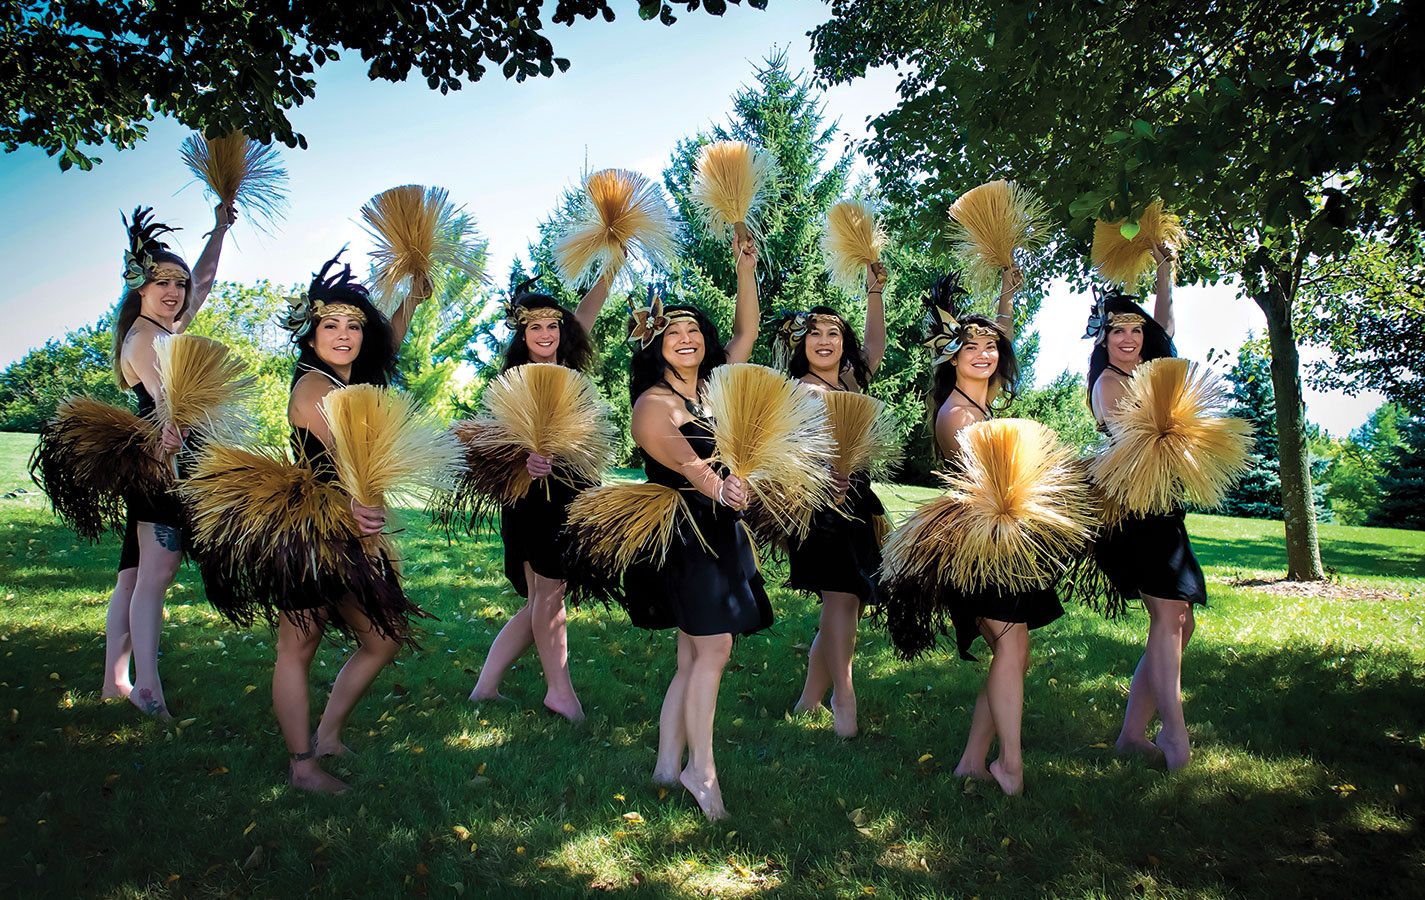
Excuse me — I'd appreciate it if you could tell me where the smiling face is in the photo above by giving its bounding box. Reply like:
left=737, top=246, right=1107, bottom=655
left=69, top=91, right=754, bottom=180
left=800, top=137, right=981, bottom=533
left=137, top=269, right=189, bottom=324
left=522, top=317, right=562, bottom=364
left=660, top=317, right=705, bottom=373
left=1106, top=323, right=1144, bottom=368
left=953, top=334, right=1000, bottom=386
left=804, top=319, right=844, bottom=372
left=311, top=314, right=364, bottom=369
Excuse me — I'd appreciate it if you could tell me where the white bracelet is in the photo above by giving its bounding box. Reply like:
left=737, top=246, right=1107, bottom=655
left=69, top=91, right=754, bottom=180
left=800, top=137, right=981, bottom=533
left=717, top=480, right=726, bottom=506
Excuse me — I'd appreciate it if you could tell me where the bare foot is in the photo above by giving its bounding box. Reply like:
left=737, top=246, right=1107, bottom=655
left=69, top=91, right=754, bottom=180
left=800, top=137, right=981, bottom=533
left=543, top=692, right=586, bottom=723
left=101, top=684, right=132, bottom=701
left=989, top=758, right=1023, bottom=796
left=469, top=687, right=511, bottom=703
left=312, top=731, right=353, bottom=759
left=679, top=767, right=729, bottom=821
left=1154, top=735, right=1191, bottom=771
left=129, top=687, right=172, bottom=722
left=954, top=762, right=992, bottom=781
left=1115, top=737, right=1165, bottom=760
left=830, top=693, right=858, bottom=739
left=290, top=761, right=349, bottom=795
left=791, top=699, right=827, bottom=716
left=651, top=770, right=681, bottom=788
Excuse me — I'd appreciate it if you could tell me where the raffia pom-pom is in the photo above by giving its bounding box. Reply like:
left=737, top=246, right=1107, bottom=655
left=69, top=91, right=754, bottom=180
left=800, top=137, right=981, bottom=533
left=1092, top=200, right=1186, bottom=287
left=361, top=184, right=486, bottom=317
left=555, top=168, right=677, bottom=287
left=690, top=140, right=779, bottom=243
left=153, top=333, right=256, bottom=444
left=822, top=390, right=901, bottom=480
left=821, top=199, right=886, bottom=295
left=178, top=131, right=288, bottom=228
left=947, top=179, right=1049, bottom=293
left=321, top=384, right=465, bottom=510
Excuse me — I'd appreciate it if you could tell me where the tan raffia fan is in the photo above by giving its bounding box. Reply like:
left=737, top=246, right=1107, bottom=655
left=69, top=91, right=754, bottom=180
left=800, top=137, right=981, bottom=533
left=153, top=333, right=257, bottom=453
left=822, top=391, right=901, bottom=482
left=1091, top=358, right=1254, bottom=516
left=436, top=364, right=617, bottom=533
left=554, top=168, right=678, bottom=287
left=321, top=384, right=465, bottom=562
left=947, top=179, right=1050, bottom=293
left=821, top=199, right=887, bottom=296
left=702, top=363, right=836, bottom=538
left=690, top=140, right=779, bottom=243
left=361, top=185, right=487, bottom=318
left=178, top=131, right=288, bottom=228
left=565, top=483, right=701, bottom=576
left=1091, top=200, right=1187, bottom=287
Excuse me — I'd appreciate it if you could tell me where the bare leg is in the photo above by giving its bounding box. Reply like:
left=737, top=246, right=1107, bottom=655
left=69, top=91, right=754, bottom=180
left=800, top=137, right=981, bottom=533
left=127, top=522, right=181, bottom=720
left=101, top=568, right=138, bottom=699
left=471, top=597, right=534, bottom=702
left=313, top=596, right=401, bottom=756
left=526, top=567, right=583, bottom=722
left=679, top=632, right=733, bottom=821
left=793, top=617, right=831, bottom=716
left=980, top=619, right=1029, bottom=796
left=652, top=632, right=693, bottom=785
left=1115, top=650, right=1162, bottom=757
left=275, top=613, right=346, bottom=794
left=819, top=592, right=861, bottom=737
left=1143, top=595, right=1193, bottom=770
left=955, top=688, right=995, bottom=779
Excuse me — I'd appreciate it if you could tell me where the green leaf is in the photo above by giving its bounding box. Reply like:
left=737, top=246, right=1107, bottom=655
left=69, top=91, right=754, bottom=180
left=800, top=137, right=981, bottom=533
left=1119, top=221, right=1141, bottom=240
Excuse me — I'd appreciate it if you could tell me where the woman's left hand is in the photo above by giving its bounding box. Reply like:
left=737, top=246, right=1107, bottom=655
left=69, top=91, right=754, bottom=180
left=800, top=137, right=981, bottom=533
left=734, top=233, right=758, bottom=276
left=526, top=451, right=553, bottom=479
left=866, top=261, right=887, bottom=295
left=160, top=424, right=183, bottom=452
left=1001, top=264, right=1024, bottom=296
left=829, top=468, right=851, bottom=496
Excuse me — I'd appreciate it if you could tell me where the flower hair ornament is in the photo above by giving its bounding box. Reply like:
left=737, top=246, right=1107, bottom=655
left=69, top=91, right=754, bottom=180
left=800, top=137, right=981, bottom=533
left=503, top=275, right=565, bottom=329
left=121, top=206, right=184, bottom=289
left=1083, top=286, right=1146, bottom=344
left=772, top=309, right=848, bottom=369
left=922, top=272, right=997, bottom=366
left=282, top=249, right=370, bottom=338
left=627, top=284, right=696, bottom=349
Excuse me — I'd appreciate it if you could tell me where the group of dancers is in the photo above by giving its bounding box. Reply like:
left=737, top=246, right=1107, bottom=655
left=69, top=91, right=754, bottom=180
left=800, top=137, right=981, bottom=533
left=31, top=175, right=1250, bottom=820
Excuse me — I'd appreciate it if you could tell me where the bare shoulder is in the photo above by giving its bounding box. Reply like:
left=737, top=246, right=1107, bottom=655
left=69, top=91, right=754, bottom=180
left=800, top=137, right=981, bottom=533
left=1091, top=370, right=1129, bottom=421
left=797, top=376, right=830, bottom=395
left=288, top=372, right=335, bottom=425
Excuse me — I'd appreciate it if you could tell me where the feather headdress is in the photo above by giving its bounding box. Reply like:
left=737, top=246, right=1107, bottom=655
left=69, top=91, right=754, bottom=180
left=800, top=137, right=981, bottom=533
left=690, top=140, right=779, bottom=243
left=178, top=131, right=288, bottom=229
left=361, top=185, right=486, bottom=317
left=821, top=199, right=886, bottom=295
left=921, top=272, right=997, bottom=367
left=555, top=168, right=677, bottom=287
left=1091, top=358, right=1254, bottom=514
left=282, top=250, right=372, bottom=339
left=121, top=207, right=179, bottom=289
left=1091, top=201, right=1185, bottom=287
left=701, top=363, right=836, bottom=537
left=947, top=180, right=1049, bottom=293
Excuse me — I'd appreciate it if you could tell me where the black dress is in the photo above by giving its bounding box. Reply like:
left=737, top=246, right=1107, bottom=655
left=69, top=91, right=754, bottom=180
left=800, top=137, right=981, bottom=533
left=618, top=418, right=773, bottom=637
left=117, top=382, right=186, bottom=572
left=500, top=475, right=589, bottom=598
left=786, top=469, right=884, bottom=607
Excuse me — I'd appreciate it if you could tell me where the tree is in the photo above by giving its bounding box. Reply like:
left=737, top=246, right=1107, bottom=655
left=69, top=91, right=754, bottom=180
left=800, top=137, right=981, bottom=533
left=813, top=0, right=1425, bottom=580
left=1371, top=417, right=1425, bottom=529
left=1219, top=339, right=1283, bottom=519
left=1316, top=403, right=1407, bottom=525
left=1, top=0, right=770, bottom=171
left=0, top=320, right=125, bottom=432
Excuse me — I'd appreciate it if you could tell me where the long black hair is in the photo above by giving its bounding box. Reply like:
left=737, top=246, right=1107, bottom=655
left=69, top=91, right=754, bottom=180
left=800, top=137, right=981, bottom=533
left=1085, top=291, right=1176, bottom=403
left=928, top=314, right=1020, bottom=420
left=785, top=305, right=870, bottom=389
left=288, top=255, right=396, bottom=389
left=628, top=304, right=727, bottom=405
left=499, top=282, right=593, bottom=373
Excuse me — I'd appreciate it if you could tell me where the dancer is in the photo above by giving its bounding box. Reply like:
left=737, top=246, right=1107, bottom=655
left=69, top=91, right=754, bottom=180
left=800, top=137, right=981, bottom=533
left=104, top=203, right=233, bottom=717
left=466, top=275, right=613, bottom=721
left=1084, top=246, right=1201, bottom=770
left=777, top=263, right=889, bottom=738
left=564, top=234, right=763, bottom=820
left=880, top=266, right=1092, bottom=796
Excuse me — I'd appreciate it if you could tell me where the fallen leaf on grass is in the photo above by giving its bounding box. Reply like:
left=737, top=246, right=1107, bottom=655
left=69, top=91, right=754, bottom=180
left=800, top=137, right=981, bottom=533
left=1089, top=742, right=1111, bottom=750
left=209, top=766, right=229, bottom=776
left=848, top=808, right=868, bottom=827
left=415, top=863, right=429, bottom=876
left=453, top=826, right=472, bottom=841
left=242, top=846, right=263, bottom=870
left=613, top=793, right=625, bottom=802
left=622, top=812, right=644, bottom=823
left=476, top=762, right=487, bottom=775
left=515, top=846, right=525, bottom=855
left=242, top=821, right=256, bottom=836
left=563, top=823, right=575, bottom=833
left=243, top=685, right=257, bottom=694
left=165, top=874, right=180, bottom=885
left=104, top=773, right=120, bottom=787
left=657, top=787, right=669, bottom=801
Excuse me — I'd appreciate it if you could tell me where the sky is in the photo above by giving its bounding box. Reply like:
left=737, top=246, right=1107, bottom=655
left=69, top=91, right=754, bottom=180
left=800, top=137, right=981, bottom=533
left=0, top=2, right=1384, bottom=435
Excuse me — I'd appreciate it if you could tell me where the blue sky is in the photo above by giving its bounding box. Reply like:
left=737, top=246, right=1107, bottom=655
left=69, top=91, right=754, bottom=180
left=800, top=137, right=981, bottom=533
left=0, top=2, right=1383, bottom=434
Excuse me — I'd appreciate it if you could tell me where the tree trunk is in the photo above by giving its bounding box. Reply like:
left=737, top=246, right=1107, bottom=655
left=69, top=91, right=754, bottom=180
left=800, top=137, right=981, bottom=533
left=1252, top=281, right=1326, bottom=581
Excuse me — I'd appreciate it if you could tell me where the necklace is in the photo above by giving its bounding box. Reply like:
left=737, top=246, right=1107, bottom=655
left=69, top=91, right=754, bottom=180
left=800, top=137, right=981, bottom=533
left=138, top=313, right=174, bottom=335
left=805, top=370, right=849, bottom=392
left=657, top=377, right=706, bottom=418
left=1106, top=362, right=1134, bottom=378
left=953, top=386, right=991, bottom=420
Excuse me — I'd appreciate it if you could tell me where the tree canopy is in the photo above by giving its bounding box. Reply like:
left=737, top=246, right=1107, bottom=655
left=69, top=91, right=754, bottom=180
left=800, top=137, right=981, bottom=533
left=1, top=0, right=769, bottom=170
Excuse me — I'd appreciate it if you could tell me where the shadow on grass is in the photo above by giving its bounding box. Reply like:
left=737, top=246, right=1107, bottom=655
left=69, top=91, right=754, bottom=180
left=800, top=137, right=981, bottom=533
left=1192, top=530, right=1425, bottom=579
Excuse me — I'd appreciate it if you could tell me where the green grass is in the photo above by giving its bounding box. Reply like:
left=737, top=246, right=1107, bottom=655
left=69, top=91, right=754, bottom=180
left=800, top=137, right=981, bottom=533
left=2, top=430, right=1423, bottom=897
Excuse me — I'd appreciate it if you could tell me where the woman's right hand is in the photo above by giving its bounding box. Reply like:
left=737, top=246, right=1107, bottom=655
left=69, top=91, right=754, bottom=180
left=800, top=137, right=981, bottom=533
left=829, top=468, right=851, bottom=497
left=526, top=452, right=553, bottom=479
left=350, top=499, right=387, bottom=537
left=719, top=474, right=748, bottom=510
left=160, top=423, right=183, bottom=452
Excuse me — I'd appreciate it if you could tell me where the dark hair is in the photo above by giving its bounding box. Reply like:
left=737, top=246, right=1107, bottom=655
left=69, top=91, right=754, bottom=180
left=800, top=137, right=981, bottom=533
left=928, top=315, right=1020, bottom=421
left=629, top=304, right=727, bottom=405
left=786, top=305, right=870, bottom=390
left=111, top=248, right=193, bottom=388
left=289, top=285, right=396, bottom=389
left=1085, top=292, right=1176, bottom=403
left=499, top=292, right=593, bottom=373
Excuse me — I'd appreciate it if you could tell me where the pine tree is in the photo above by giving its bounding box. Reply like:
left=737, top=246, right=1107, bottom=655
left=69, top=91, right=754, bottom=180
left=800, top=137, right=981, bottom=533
left=1370, top=418, right=1425, bottom=529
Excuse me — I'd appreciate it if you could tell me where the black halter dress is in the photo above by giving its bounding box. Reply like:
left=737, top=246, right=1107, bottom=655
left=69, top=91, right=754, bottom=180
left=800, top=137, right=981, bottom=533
left=116, top=380, right=187, bottom=572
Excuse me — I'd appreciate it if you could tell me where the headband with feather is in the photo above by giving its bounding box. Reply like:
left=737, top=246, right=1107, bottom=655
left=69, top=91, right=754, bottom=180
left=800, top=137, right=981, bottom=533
left=283, top=249, right=372, bottom=338
left=502, top=275, right=565, bottom=329
left=771, top=310, right=850, bottom=370
left=121, top=207, right=182, bottom=289
left=627, top=285, right=697, bottom=350
left=1083, top=286, right=1147, bottom=344
left=922, top=273, right=998, bottom=366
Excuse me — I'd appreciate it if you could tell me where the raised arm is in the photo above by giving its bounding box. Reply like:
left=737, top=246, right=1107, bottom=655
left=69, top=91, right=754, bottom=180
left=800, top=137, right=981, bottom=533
left=723, top=234, right=761, bottom=364
left=388, top=275, right=434, bottom=350
left=995, top=265, right=1022, bottom=341
left=863, top=262, right=887, bottom=375
left=1150, top=246, right=1176, bottom=338
left=632, top=393, right=729, bottom=503
left=178, top=203, right=234, bottom=330
left=573, top=272, right=614, bottom=335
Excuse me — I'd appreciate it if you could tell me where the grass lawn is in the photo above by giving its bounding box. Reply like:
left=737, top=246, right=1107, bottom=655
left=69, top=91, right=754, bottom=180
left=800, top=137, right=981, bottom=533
left=1, top=430, right=1422, bottom=897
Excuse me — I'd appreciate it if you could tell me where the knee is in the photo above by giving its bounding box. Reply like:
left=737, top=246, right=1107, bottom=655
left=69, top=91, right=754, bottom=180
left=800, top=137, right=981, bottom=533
left=362, top=633, right=402, bottom=664
left=277, top=631, right=321, bottom=667
left=696, top=635, right=733, bottom=669
left=114, top=570, right=138, bottom=594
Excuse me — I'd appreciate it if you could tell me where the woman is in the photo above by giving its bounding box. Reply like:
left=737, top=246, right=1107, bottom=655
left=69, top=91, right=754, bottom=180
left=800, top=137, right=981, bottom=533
left=780, top=263, right=887, bottom=738
left=1086, top=246, right=1199, bottom=770
left=920, top=265, right=1051, bottom=796
left=469, top=275, right=613, bottom=722
left=274, top=253, right=430, bottom=793
left=103, top=203, right=233, bottom=718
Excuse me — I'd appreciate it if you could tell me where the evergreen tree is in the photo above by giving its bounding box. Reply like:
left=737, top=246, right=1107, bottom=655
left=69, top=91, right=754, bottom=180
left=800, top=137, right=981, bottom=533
left=1220, top=339, right=1284, bottom=519
left=1370, top=417, right=1425, bottom=530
